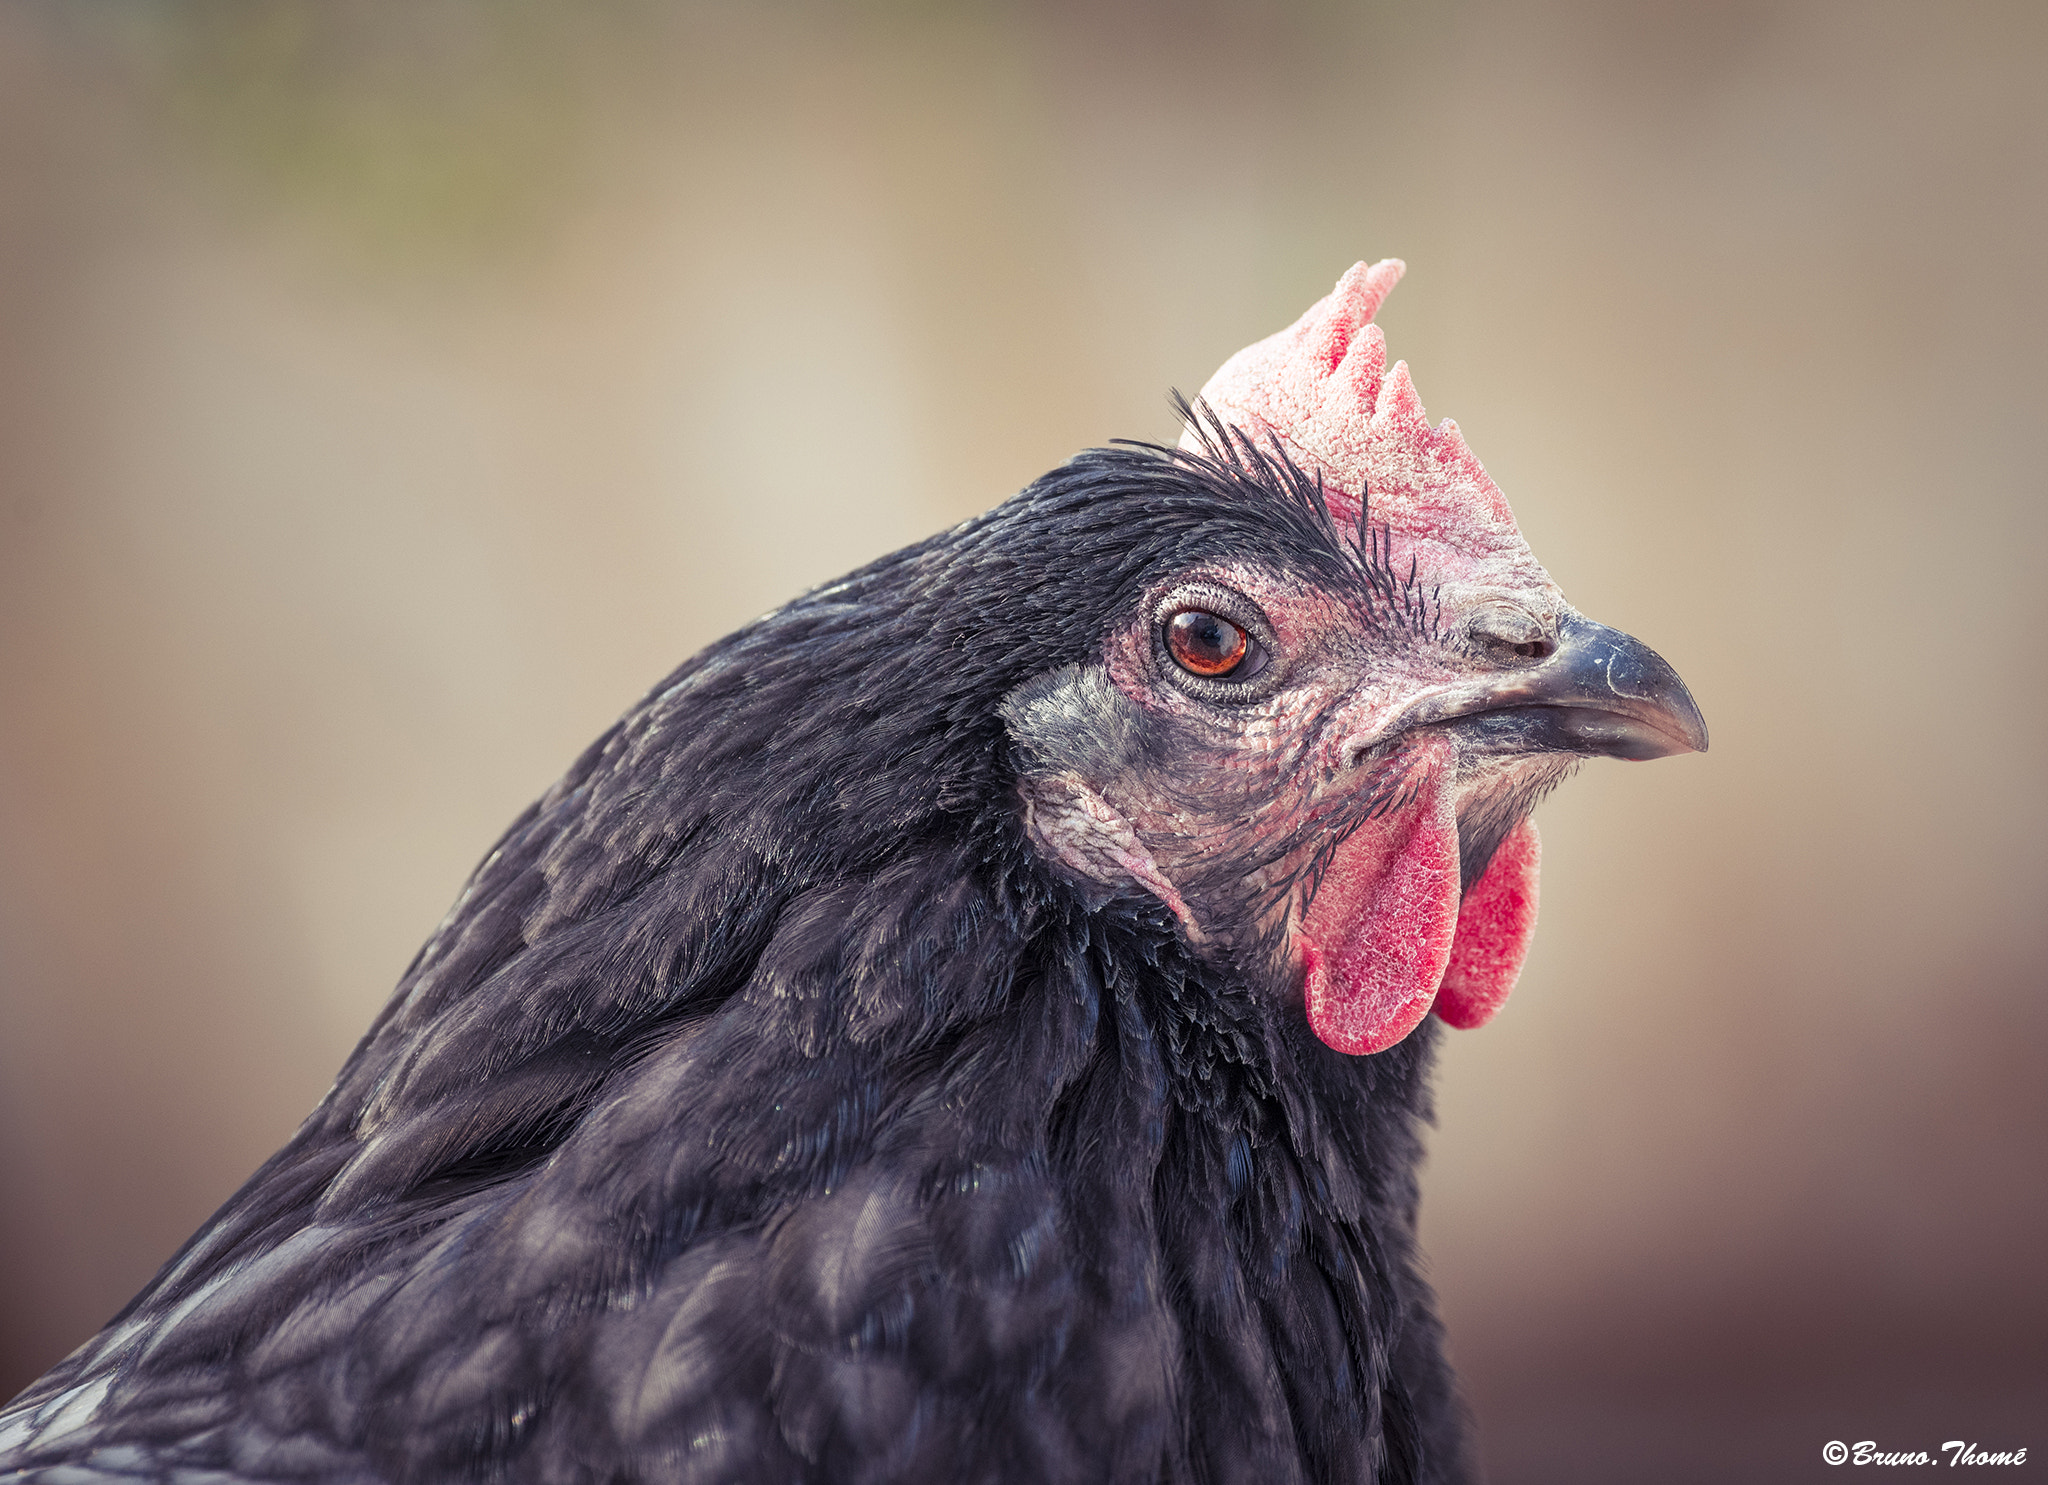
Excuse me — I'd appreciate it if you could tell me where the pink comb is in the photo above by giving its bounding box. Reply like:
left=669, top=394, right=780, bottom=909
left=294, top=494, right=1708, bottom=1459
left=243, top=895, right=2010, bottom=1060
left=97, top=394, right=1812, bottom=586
left=1181, top=260, right=1529, bottom=562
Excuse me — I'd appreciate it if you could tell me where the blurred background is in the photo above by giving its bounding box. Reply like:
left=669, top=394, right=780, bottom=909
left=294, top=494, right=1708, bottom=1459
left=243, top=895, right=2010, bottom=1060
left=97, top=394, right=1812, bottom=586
left=1, top=1, right=2042, bottom=1479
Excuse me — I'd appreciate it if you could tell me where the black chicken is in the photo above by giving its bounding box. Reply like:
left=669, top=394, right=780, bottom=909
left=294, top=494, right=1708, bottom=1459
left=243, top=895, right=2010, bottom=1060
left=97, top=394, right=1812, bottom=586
left=0, top=260, right=1705, bottom=1484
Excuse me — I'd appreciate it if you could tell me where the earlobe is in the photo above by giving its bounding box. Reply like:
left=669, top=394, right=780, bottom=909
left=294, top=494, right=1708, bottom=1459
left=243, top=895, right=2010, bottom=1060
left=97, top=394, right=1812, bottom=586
left=1017, top=771, right=1203, bottom=942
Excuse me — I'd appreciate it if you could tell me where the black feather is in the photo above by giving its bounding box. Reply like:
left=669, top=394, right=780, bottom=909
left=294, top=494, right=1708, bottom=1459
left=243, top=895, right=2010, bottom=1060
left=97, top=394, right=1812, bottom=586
left=0, top=439, right=1477, bottom=1484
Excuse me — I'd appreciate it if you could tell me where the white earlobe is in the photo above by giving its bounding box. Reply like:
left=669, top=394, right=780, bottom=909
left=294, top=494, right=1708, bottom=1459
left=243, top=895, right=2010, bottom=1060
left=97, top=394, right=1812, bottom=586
left=1018, top=772, right=1203, bottom=943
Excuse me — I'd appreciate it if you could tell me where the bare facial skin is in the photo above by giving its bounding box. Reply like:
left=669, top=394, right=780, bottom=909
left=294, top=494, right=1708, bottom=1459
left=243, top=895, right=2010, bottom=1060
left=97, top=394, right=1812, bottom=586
left=1009, top=548, right=1568, bottom=992
left=1005, top=463, right=1703, bottom=1060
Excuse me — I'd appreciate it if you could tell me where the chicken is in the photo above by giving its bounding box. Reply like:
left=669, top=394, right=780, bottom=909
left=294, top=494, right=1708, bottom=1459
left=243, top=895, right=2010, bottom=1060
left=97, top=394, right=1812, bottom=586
left=0, top=259, right=1705, bottom=1485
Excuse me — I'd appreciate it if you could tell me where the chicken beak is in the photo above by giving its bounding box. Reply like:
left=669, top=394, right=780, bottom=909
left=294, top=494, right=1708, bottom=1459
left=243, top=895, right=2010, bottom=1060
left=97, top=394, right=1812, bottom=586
left=1469, top=615, right=1709, bottom=760
left=1389, top=614, right=1708, bottom=761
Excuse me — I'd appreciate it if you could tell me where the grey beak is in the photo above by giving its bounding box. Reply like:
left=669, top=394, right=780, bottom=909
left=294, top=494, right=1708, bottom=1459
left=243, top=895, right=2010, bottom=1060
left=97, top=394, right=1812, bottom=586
left=1474, top=614, right=1708, bottom=760
left=1388, top=613, right=1709, bottom=762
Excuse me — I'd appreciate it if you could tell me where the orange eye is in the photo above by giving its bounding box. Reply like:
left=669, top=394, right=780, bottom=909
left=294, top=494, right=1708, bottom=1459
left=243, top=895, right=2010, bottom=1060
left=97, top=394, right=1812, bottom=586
left=1167, top=610, right=1249, bottom=677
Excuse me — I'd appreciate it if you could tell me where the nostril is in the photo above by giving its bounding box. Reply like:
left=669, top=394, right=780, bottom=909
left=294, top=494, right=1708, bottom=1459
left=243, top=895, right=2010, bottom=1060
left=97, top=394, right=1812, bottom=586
left=1468, top=605, right=1555, bottom=663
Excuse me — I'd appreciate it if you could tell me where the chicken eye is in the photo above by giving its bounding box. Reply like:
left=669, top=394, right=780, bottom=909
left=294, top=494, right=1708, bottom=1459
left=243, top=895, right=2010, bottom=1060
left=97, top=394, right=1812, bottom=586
left=1166, top=610, right=1249, bottom=677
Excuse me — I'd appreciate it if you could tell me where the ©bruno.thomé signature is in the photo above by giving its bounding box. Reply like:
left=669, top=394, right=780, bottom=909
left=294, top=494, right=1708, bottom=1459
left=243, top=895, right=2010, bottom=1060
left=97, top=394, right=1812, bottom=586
left=1823, top=1440, right=2029, bottom=1467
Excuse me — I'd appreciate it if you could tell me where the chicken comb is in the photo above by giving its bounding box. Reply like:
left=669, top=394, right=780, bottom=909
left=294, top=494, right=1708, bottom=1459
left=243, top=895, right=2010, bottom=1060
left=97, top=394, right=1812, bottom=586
left=1181, top=260, right=1529, bottom=561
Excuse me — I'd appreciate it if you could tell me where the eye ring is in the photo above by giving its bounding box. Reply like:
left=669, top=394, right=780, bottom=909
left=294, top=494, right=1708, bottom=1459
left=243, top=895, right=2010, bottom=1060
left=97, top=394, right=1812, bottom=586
left=1166, top=609, right=1250, bottom=677
left=1148, top=580, right=1281, bottom=700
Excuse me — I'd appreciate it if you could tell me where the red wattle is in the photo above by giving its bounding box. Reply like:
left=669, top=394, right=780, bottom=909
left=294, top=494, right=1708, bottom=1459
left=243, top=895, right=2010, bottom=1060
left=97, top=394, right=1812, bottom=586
left=1432, top=818, right=1540, bottom=1031
left=1300, top=739, right=1461, bottom=1056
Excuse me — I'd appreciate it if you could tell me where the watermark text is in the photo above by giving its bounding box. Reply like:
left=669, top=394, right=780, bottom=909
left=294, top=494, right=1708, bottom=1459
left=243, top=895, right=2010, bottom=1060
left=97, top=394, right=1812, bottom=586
left=1823, top=1439, right=2029, bottom=1467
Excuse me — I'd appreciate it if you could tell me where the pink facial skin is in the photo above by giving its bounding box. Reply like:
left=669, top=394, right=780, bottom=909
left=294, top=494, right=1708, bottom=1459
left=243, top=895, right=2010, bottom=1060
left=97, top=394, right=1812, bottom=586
left=1065, top=551, right=1563, bottom=1060
left=1015, top=260, right=1690, bottom=1058
left=1173, top=261, right=1561, bottom=1054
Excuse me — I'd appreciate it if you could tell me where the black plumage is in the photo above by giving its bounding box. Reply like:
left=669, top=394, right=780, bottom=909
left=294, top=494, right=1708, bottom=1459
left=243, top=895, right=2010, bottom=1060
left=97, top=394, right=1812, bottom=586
left=0, top=431, right=1477, bottom=1483
left=1, top=388, right=1707, bottom=1483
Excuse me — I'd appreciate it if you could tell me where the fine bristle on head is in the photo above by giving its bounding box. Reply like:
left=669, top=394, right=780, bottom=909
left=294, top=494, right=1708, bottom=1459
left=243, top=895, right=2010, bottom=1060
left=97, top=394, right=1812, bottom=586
left=1180, top=260, right=1529, bottom=564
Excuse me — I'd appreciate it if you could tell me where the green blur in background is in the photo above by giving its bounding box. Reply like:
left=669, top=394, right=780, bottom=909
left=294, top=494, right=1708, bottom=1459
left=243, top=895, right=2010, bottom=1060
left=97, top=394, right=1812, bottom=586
left=0, top=3, right=2042, bottom=1481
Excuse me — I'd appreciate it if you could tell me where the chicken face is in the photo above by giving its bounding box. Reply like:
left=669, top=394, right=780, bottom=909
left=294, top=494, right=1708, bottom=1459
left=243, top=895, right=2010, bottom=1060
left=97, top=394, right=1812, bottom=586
left=1006, top=262, right=1706, bottom=1058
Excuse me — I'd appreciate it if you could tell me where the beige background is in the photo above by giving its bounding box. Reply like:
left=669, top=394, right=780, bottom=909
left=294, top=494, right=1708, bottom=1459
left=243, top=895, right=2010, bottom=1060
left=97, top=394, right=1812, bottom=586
left=1, top=3, right=2042, bottom=1480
